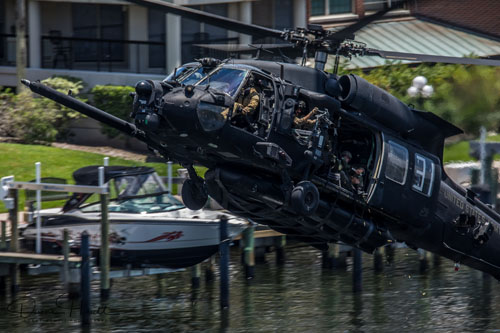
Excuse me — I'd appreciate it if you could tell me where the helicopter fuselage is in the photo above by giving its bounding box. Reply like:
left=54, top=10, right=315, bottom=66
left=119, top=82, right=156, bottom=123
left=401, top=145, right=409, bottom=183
left=22, top=60, right=500, bottom=279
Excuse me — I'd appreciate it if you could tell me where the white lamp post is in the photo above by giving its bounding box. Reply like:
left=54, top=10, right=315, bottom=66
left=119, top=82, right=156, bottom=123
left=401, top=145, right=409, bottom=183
left=407, top=76, right=434, bottom=105
left=406, top=75, right=434, bottom=107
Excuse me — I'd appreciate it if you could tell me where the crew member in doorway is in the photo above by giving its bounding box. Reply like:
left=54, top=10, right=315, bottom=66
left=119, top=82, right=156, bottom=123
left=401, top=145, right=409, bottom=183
left=331, top=151, right=352, bottom=188
left=350, top=167, right=365, bottom=194
left=293, top=100, right=319, bottom=130
left=222, top=75, right=260, bottom=122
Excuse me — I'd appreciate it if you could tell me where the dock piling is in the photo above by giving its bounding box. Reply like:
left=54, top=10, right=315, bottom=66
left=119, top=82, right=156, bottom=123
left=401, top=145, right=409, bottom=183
left=81, top=231, right=91, bottom=326
left=0, top=264, right=8, bottom=294
left=1, top=220, right=6, bottom=251
left=62, top=229, right=70, bottom=291
left=243, top=225, right=255, bottom=279
left=352, top=248, right=362, bottom=292
left=167, top=161, right=173, bottom=193
left=219, top=216, right=229, bottom=309
left=275, top=235, right=286, bottom=265
left=99, top=167, right=110, bottom=299
left=385, top=244, right=395, bottom=264
left=35, top=162, right=41, bottom=254
left=418, top=249, right=429, bottom=272
left=205, top=256, right=215, bottom=282
left=191, top=264, right=201, bottom=288
left=322, top=243, right=341, bottom=269
left=8, top=189, right=19, bottom=293
left=373, top=247, right=385, bottom=272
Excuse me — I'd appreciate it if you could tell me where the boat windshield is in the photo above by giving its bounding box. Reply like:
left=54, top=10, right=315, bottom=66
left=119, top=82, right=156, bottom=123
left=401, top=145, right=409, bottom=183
left=196, top=67, right=248, bottom=97
left=79, top=172, right=185, bottom=214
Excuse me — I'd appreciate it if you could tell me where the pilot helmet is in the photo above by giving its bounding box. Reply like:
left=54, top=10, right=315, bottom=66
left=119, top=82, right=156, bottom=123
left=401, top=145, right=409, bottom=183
left=297, top=100, right=307, bottom=109
left=247, top=74, right=255, bottom=87
left=341, top=151, right=352, bottom=161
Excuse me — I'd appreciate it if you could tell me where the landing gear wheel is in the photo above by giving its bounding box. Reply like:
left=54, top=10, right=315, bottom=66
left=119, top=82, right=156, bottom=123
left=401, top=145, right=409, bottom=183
left=182, top=179, right=208, bottom=210
left=291, top=181, right=319, bottom=216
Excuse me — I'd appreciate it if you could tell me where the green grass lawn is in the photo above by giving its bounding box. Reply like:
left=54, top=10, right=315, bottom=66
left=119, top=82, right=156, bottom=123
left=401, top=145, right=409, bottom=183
left=443, top=141, right=473, bottom=163
left=0, top=143, right=190, bottom=213
left=443, top=134, right=500, bottom=164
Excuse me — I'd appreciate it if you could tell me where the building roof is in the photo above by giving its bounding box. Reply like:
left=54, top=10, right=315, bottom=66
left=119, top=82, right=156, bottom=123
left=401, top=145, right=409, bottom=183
left=326, top=17, right=500, bottom=69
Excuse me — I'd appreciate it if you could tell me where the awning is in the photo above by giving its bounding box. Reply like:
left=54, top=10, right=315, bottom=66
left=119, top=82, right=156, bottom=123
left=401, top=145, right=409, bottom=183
left=325, top=17, right=500, bottom=69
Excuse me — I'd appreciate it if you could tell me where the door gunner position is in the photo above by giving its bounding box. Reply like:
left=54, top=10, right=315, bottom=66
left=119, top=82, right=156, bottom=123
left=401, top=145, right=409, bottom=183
left=293, top=100, right=319, bottom=130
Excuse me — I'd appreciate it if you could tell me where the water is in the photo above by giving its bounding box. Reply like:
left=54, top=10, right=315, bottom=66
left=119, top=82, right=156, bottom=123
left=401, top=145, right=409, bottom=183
left=1, top=245, right=499, bottom=332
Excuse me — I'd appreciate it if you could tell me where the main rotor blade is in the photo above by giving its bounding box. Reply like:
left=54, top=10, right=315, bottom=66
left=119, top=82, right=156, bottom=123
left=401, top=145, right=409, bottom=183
left=366, top=49, right=500, bottom=66
left=328, top=1, right=406, bottom=41
left=126, top=0, right=283, bottom=38
left=194, top=44, right=294, bottom=52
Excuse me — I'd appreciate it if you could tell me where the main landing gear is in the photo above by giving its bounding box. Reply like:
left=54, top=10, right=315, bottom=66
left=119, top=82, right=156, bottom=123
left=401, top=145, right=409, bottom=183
left=181, top=164, right=208, bottom=210
left=291, top=181, right=319, bottom=216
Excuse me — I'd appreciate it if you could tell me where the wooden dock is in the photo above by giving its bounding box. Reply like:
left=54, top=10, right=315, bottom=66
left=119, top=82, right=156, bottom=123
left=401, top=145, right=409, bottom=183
left=233, top=229, right=283, bottom=241
left=0, top=252, right=81, bottom=266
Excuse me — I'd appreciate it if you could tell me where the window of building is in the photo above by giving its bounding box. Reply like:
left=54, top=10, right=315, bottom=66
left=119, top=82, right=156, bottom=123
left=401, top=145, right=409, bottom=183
left=274, top=0, right=294, bottom=30
left=0, top=1, right=4, bottom=34
left=148, top=9, right=165, bottom=68
left=252, top=0, right=293, bottom=43
left=181, top=4, right=228, bottom=63
left=311, top=0, right=326, bottom=16
left=364, top=0, right=406, bottom=11
left=412, top=154, right=435, bottom=197
left=72, top=4, right=124, bottom=62
left=311, top=0, right=352, bottom=16
left=0, top=1, right=5, bottom=60
left=385, top=141, right=408, bottom=185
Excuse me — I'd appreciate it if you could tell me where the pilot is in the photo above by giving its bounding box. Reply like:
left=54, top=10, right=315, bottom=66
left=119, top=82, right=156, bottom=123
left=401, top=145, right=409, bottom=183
left=221, top=75, right=260, bottom=122
left=293, top=100, right=319, bottom=130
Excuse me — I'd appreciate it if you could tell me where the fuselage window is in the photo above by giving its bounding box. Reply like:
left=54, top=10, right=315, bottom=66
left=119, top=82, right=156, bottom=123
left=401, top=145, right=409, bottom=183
left=412, top=153, right=435, bottom=197
left=385, top=141, right=408, bottom=185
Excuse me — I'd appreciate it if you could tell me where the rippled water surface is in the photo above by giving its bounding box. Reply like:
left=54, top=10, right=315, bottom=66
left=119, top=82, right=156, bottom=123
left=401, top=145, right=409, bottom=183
left=1, top=245, right=499, bottom=332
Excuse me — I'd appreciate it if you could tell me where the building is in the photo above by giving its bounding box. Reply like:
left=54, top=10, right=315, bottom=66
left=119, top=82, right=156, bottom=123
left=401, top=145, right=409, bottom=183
left=0, top=0, right=307, bottom=88
left=308, top=0, right=500, bottom=69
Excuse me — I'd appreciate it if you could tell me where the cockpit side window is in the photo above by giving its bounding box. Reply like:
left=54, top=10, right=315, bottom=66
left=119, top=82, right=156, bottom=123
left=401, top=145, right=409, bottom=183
left=164, top=66, right=191, bottom=81
left=412, top=153, right=435, bottom=197
left=226, top=71, right=276, bottom=138
left=385, top=141, right=408, bottom=185
left=180, top=67, right=207, bottom=85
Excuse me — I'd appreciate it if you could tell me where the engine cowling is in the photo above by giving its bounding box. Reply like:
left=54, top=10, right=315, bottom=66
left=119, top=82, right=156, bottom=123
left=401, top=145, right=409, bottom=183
left=338, top=74, right=418, bottom=134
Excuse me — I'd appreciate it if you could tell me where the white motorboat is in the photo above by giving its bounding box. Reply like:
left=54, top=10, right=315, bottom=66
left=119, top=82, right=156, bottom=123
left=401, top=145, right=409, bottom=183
left=22, top=166, right=247, bottom=268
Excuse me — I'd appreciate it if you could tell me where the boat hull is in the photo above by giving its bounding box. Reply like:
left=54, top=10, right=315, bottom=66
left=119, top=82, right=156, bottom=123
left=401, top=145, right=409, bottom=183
left=22, top=216, right=247, bottom=268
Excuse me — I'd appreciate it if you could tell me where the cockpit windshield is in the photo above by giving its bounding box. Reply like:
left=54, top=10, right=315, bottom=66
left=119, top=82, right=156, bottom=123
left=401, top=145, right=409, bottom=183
left=196, top=67, right=248, bottom=97
left=164, top=65, right=210, bottom=85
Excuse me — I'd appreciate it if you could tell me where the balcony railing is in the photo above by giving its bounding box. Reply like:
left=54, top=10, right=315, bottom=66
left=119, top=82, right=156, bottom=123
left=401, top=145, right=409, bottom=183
left=1, top=34, right=239, bottom=74
left=41, top=35, right=169, bottom=74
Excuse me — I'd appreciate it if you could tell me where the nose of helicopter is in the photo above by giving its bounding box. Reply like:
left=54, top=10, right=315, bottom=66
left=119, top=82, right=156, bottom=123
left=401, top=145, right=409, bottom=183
left=161, top=85, right=229, bottom=134
left=133, top=81, right=231, bottom=137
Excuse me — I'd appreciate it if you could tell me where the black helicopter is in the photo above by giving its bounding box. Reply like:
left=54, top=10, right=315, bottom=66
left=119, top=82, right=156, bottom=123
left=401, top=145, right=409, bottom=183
left=22, top=0, right=500, bottom=279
